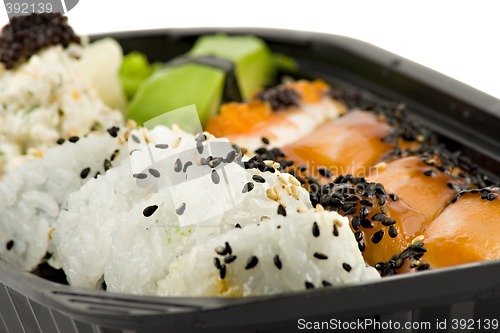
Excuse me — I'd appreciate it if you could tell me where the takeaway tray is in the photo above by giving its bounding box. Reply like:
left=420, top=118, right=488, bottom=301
left=1, top=28, right=500, bottom=333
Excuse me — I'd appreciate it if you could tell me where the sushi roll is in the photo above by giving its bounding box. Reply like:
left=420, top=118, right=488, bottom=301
left=280, top=110, right=395, bottom=177
left=0, top=14, right=124, bottom=175
left=206, top=80, right=346, bottom=151
left=157, top=209, right=380, bottom=297
left=0, top=126, right=130, bottom=271
left=53, top=126, right=313, bottom=292
left=421, top=188, right=500, bottom=269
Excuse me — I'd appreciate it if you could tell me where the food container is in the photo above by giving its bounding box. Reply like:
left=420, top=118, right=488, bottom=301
left=1, top=28, right=499, bottom=333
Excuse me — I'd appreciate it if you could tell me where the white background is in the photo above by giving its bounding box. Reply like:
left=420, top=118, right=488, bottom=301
left=1, top=0, right=499, bottom=99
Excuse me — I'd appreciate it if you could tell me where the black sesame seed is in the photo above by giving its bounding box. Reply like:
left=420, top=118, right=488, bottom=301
left=175, top=203, right=186, bottom=216
left=277, top=204, right=287, bottom=217
left=389, top=193, right=399, bottom=202
left=225, top=242, right=232, bottom=255
left=261, top=137, right=270, bottom=145
left=242, top=182, right=255, bottom=193
left=360, top=206, right=370, bottom=219
left=80, top=167, right=90, bottom=179
left=68, top=136, right=79, bottom=143
left=371, top=213, right=385, bottom=221
left=423, top=169, right=436, bottom=177
left=346, top=195, right=359, bottom=202
left=94, top=172, right=100, bottom=179
left=219, top=265, right=226, bottom=279
left=344, top=206, right=357, bottom=215
left=195, top=135, right=206, bottom=154
left=225, top=150, right=237, bottom=163
left=155, top=144, right=169, bottom=149
left=304, top=281, right=315, bottom=289
left=143, top=205, right=158, bottom=217
left=224, top=255, right=237, bottom=264
left=351, top=216, right=361, bottom=230
left=381, top=217, right=396, bottom=226
left=255, top=147, right=267, bottom=155
left=211, top=170, right=220, bottom=184
left=371, top=229, right=384, bottom=244
left=360, top=218, right=373, bottom=228
left=318, top=167, right=332, bottom=178
left=416, top=263, right=431, bottom=271
left=129, top=149, right=140, bottom=156
left=235, top=223, right=242, bottom=228
left=274, top=255, right=282, bottom=270
left=333, top=224, right=339, bottom=237
left=147, top=168, right=160, bottom=178
left=208, top=157, right=223, bottom=169
left=487, top=193, right=497, bottom=201
left=298, top=165, right=308, bottom=172
left=354, top=231, right=364, bottom=242
left=214, top=258, right=222, bottom=270
left=312, top=222, right=320, bottom=237
left=314, top=252, right=328, bottom=260
left=110, top=149, right=120, bottom=162
left=132, top=173, right=147, bottom=179
left=56, top=138, right=65, bottom=145
left=107, top=126, right=119, bottom=138
left=342, top=263, right=352, bottom=272
left=252, top=175, right=266, bottom=183
left=131, top=134, right=141, bottom=144
left=174, top=159, right=182, bottom=172
left=6, top=240, right=14, bottom=251
left=245, top=256, right=259, bottom=269
left=389, top=226, right=398, bottom=238
left=179, top=161, right=191, bottom=173
left=103, top=159, right=112, bottom=172
left=322, top=280, right=332, bottom=287
left=360, top=199, right=374, bottom=207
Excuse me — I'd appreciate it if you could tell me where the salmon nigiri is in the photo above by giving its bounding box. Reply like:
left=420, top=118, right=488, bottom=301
left=206, top=80, right=346, bottom=152
left=421, top=188, right=500, bottom=269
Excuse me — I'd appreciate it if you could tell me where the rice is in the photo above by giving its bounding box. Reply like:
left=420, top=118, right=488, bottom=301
left=52, top=126, right=313, bottom=292
left=0, top=128, right=128, bottom=271
left=157, top=209, right=380, bottom=297
left=0, top=45, right=123, bottom=174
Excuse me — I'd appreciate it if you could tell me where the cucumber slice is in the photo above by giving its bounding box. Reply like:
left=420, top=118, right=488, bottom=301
left=127, top=64, right=224, bottom=126
left=189, top=34, right=275, bottom=99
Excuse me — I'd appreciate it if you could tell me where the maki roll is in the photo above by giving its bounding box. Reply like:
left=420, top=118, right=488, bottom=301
left=158, top=208, right=380, bottom=297
left=206, top=80, right=346, bottom=151
left=0, top=126, right=130, bottom=271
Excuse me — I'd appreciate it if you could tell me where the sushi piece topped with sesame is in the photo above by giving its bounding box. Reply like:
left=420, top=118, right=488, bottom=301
left=157, top=208, right=380, bottom=297
left=206, top=80, right=346, bottom=152
left=0, top=124, right=132, bottom=271
left=52, top=125, right=314, bottom=292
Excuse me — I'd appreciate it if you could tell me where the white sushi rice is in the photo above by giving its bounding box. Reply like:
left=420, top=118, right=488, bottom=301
left=0, top=128, right=128, bottom=271
left=52, top=126, right=313, bottom=293
left=157, top=209, right=380, bottom=297
left=0, top=45, right=123, bottom=174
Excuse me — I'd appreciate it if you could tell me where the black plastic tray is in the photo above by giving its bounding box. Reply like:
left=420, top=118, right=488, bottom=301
left=1, top=28, right=500, bottom=333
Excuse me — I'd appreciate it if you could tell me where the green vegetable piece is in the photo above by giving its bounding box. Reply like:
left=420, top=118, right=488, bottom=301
left=189, top=34, right=275, bottom=99
left=127, top=64, right=224, bottom=126
left=120, top=51, right=161, bottom=100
